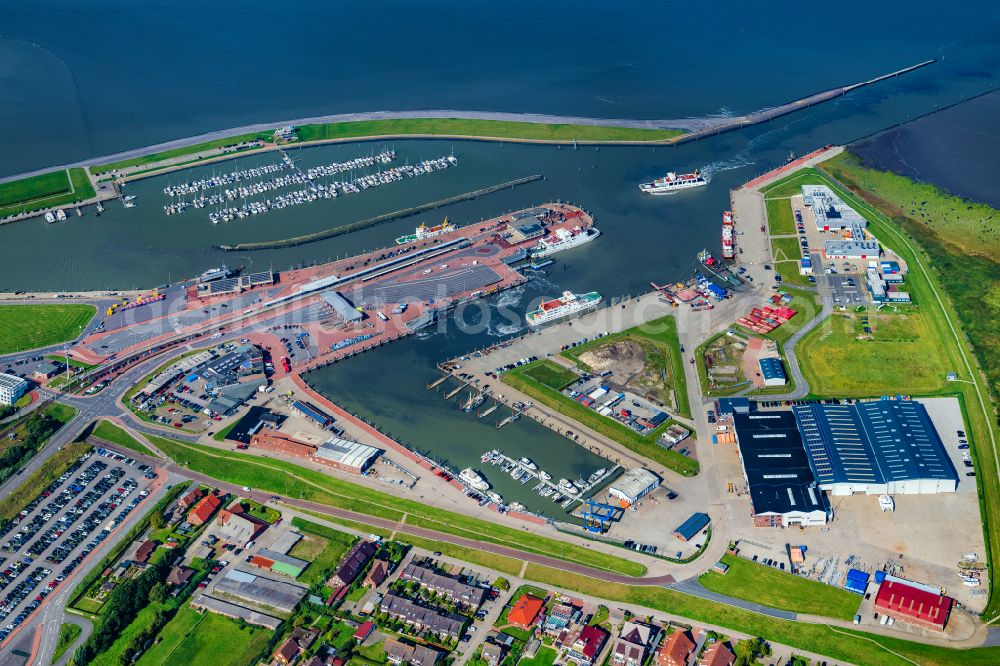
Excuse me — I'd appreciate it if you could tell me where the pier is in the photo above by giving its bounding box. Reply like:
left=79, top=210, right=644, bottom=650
left=426, top=374, right=449, bottom=390
left=443, top=383, right=467, bottom=400
left=481, top=449, right=619, bottom=510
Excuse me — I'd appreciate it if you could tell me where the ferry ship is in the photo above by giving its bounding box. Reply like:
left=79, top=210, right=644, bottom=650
left=721, top=211, right=735, bottom=259
left=525, top=291, right=602, bottom=326
left=459, top=468, right=490, bottom=492
left=395, top=217, right=456, bottom=245
left=531, top=226, right=600, bottom=258
left=199, top=266, right=231, bottom=282
left=639, top=170, right=707, bottom=195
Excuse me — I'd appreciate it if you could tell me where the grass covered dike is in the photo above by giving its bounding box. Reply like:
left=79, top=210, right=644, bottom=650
left=146, top=433, right=646, bottom=576
left=0, top=168, right=95, bottom=218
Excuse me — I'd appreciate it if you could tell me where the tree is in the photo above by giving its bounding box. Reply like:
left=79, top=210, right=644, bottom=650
left=149, top=582, right=169, bottom=605
left=149, top=511, right=166, bottom=530
left=494, top=577, right=510, bottom=591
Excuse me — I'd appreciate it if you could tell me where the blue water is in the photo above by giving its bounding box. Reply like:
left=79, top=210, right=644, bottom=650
left=2, top=0, right=1000, bottom=176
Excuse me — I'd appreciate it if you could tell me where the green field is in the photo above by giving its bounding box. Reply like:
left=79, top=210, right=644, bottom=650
left=135, top=606, right=271, bottom=666
left=0, top=168, right=96, bottom=218
left=769, top=236, right=810, bottom=287
left=146, top=433, right=643, bottom=576
left=295, top=118, right=684, bottom=144
left=92, top=420, right=156, bottom=457
left=395, top=533, right=523, bottom=576
left=93, top=132, right=273, bottom=174
left=288, top=517, right=357, bottom=585
left=798, top=309, right=949, bottom=396
left=0, top=303, right=95, bottom=354
left=503, top=363, right=697, bottom=476
left=764, top=198, right=798, bottom=236
left=520, top=360, right=578, bottom=390
left=698, top=555, right=860, bottom=621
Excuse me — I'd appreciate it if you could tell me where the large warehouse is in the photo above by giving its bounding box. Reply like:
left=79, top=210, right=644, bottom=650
left=607, top=468, right=661, bottom=509
left=732, top=411, right=831, bottom=528
left=793, top=401, right=957, bottom=495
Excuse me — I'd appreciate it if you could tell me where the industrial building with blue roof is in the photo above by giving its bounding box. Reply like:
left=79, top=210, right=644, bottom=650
left=793, top=400, right=957, bottom=496
left=758, top=357, right=787, bottom=387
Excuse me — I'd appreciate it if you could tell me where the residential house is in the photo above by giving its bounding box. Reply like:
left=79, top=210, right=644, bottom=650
left=400, top=563, right=486, bottom=608
left=482, top=642, right=506, bottom=666
left=699, top=642, right=735, bottom=666
left=178, top=487, right=205, bottom=510
left=656, top=630, right=695, bottom=666
left=383, top=638, right=442, bottom=666
left=134, top=540, right=158, bottom=564
left=507, top=594, right=544, bottom=629
left=273, top=638, right=300, bottom=665
left=378, top=593, right=466, bottom=640
left=166, top=566, right=195, bottom=586
left=328, top=539, right=377, bottom=590
left=365, top=560, right=388, bottom=588
left=188, top=493, right=221, bottom=526
left=567, top=625, right=608, bottom=666
left=613, top=621, right=656, bottom=666
left=543, top=602, right=579, bottom=632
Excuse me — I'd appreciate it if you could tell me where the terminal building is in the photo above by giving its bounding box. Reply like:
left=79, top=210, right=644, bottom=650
left=793, top=401, right=957, bottom=495
left=801, top=185, right=867, bottom=230
left=732, top=411, right=831, bottom=528
left=0, top=373, right=29, bottom=406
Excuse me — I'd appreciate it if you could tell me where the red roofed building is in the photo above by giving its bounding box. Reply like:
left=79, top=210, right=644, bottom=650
left=507, top=594, right=545, bottom=629
left=874, top=579, right=953, bottom=631
left=657, top=630, right=695, bottom=666
left=567, top=625, right=608, bottom=666
left=178, top=487, right=204, bottom=510
left=355, top=620, right=375, bottom=642
left=134, top=540, right=158, bottom=564
left=698, top=642, right=735, bottom=666
left=188, top=493, right=221, bottom=525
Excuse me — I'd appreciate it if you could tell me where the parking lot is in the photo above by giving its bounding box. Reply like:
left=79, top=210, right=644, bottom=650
left=0, top=447, right=156, bottom=642
left=827, top=275, right=866, bottom=306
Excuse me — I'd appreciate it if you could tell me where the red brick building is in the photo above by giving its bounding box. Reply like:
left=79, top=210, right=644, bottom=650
left=874, top=579, right=953, bottom=631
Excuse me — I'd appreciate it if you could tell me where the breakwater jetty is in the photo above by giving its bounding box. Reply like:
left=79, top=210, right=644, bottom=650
left=216, top=174, right=544, bottom=251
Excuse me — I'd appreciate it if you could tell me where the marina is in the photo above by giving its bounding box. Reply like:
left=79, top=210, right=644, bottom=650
left=161, top=149, right=458, bottom=222
left=478, top=449, right=619, bottom=510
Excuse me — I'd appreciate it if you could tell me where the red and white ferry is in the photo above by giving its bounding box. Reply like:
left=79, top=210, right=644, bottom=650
left=639, top=170, right=707, bottom=195
left=721, top=210, right=735, bottom=259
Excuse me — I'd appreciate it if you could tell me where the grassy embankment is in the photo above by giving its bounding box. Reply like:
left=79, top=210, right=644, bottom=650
left=761, top=161, right=1000, bottom=621
left=91, top=120, right=685, bottom=177
left=295, top=118, right=685, bottom=143
left=698, top=554, right=861, bottom=621
left=0, top=168, right=96, bottom=219
left=91, top=131, right=274, bottom=175
left=764, top=198, right=798, bottom=235
left=287, top=517, right=357, bottom=586
left=560, top=314, right=691, bottom=419
left=816, top=152, right=1000, bottom=620
left=145, top=433, right=645, bottom=576
left=92, top=419, right=157, bottom=457
left=0, top=303, right=95, bottom=354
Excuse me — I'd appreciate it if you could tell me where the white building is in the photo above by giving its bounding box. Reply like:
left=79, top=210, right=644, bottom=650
left=0, top=373, right=29, bottom=406
left=608, top=468, right=661, bottom=508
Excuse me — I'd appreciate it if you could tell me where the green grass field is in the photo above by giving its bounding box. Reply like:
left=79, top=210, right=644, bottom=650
left=0, top=303, right=95, bottom=354
left=759, top=288, right=821, bottom=347
left=288, top=517, right=357, bottom=585
left=395, top=533, right=523, bottom=576
left=92, top=420, right=156, bottom=457
left=147, top=433, right=644, bottom=576
left=0, top=168, right=96, bottom=218
left=797, top=309, right=950, bottom=396
left=520, top=360, right=578, bottom=390
left=503, top=363, right=697, bottom=476
left=698, top=555, right=860, bottom=621
left=765, top=198, right=798, bottom=236
left=295, top=118, right=684, bottom=144
left=53, top=623, right=83, bottom=664
left=135, top=606, right=271, bottom=666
